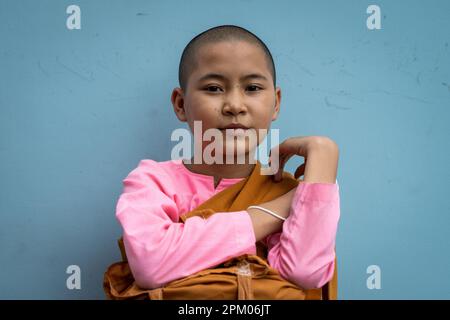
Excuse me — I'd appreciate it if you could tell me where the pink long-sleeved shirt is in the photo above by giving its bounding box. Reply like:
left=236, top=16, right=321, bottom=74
left=116, top=158, right=340, bottom=290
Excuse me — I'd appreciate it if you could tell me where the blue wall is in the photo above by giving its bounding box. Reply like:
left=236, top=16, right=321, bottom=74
left=1, top=0, right=449, bottom=299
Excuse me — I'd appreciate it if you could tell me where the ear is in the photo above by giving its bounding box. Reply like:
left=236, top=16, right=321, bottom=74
left=171, top=87, right=187, bottom=122
left=271, top=86, right=281, bottom=121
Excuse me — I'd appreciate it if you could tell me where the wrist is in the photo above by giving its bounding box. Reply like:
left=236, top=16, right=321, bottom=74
left=303, top=144, right=339, bottom=184
left=247, top=208, right=283, bottom=241
left=305, top=137, right=339, bottom=154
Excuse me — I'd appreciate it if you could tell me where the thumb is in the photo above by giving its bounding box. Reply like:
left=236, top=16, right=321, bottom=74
left=294, top=163, right=306, bottom=179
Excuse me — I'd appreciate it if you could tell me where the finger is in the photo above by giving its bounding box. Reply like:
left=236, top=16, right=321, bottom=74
left=272, top=154, right=286, bottom=181
left=269, top=139, right=289, bottom=161
left=294, top=163, right=305, bottom=179
left=268, top=146, right=277, bottom=166
left=270, top=139, right=297, bottom=180
left=275, top=153, right=294, bottom=181
left=277, top=137, right=302, bottom=156
left=268, top=147, right=283, bottom=176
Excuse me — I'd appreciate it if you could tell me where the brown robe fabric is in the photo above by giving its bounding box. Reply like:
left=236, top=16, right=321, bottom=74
left=103, top=160, right=338, bottom=300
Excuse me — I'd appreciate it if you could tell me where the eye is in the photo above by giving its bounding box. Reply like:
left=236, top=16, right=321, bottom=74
left=247, top=85, right=262, bottom=92
left=204, top=86, right=223, bottom=93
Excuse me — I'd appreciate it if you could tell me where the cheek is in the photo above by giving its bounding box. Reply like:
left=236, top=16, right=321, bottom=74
left=187, top=105, right=221, bottom=128
left=189, top=95, right=220, bottom=111
left=252, top=108, right=274, bottom=126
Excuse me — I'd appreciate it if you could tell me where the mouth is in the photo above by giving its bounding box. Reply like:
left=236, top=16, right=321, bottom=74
left=219, top=125, right=251, bottom=138
left=219, top=124, right=250, bottom=130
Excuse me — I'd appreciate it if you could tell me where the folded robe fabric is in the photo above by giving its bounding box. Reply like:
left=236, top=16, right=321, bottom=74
left=103, top=160, right=338, bottom=300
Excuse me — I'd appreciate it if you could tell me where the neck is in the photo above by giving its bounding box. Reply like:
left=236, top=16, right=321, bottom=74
left=182, top=156, right=256, bottom=187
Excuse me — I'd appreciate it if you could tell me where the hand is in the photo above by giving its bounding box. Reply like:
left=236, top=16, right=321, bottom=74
left=269, top=136, right=339, bottom=183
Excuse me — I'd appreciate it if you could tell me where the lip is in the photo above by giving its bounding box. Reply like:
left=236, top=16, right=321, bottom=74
left=220, top=124, right=250, bottom=130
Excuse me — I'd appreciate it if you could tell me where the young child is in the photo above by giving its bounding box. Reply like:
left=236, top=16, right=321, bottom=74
left=114, top=25, right=340, bottom=295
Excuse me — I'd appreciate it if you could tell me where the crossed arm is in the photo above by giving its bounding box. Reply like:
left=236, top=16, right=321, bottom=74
left=247, top=137, right=340, bottom=288
left=117, top=137, right=340, bottom=290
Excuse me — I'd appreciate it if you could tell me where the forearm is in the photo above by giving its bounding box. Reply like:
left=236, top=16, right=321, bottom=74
left=247, top=188, right=296, bottom=242
left=267, top=182, right=340, bottom=289
left=250, top=136, right=340, bottom=289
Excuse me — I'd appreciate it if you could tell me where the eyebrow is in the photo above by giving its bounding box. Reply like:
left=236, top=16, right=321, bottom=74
left=197, top=73, right=269, bottom=83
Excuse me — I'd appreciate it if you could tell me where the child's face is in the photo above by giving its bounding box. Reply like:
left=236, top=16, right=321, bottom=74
left=172, top=40, right=281, bottom=158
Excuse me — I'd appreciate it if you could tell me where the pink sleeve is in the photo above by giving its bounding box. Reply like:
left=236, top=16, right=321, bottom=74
left=265, top=181, right=340, bottom=289
left=116, top=161, right=257, bottom=289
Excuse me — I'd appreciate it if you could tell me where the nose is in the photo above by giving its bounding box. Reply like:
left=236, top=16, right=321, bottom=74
left=222, top=88, right=247, bottom=116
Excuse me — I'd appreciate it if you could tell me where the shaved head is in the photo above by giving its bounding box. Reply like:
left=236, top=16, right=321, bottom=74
left=178, top=25, right=276, bottom=92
